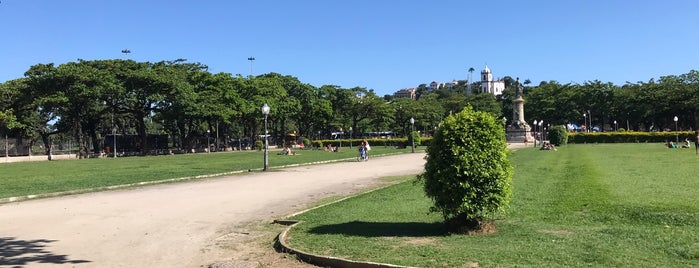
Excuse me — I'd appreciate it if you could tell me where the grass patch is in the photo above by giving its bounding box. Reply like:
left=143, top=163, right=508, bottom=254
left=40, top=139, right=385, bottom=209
left=286, top=143, right=699, bottom=267
left=0, top=146, right=416, bottom=199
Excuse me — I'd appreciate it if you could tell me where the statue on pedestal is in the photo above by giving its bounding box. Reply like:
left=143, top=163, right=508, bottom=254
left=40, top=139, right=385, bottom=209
left=506, top=78, right=534, bottom=143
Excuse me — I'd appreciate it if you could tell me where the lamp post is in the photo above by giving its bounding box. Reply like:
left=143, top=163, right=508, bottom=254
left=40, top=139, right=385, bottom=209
left=349, top=126, right=353, bottom=148
left=247, top=57, right=255, bottom=77
left=583, top=113, right=587, bottom=132
left=614, top=120, right=617, bottom=131
left=674, top=116, right=679, bottom=143
left=207, top=129, right=210, bottom=153
left=539, top=120, right=544, bottom=142
left=113, top=127, right=117, bottom=158
left=262, top=103, right=270, bottom=171
left=533, top=120, right=538, bottom=147
left=410, top=117, right=415, bottom=153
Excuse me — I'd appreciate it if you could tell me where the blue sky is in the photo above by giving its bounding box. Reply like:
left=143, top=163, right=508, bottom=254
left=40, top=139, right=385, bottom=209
left=1, top=1, right=698, bottom=96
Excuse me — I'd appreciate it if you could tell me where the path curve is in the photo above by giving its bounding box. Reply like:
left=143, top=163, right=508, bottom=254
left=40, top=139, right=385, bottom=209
left=0, top=153, right=426, bottom=267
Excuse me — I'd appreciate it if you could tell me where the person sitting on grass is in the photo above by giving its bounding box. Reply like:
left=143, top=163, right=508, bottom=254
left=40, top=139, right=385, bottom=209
left=282, top=147, right=296, bottom=156
left=682, top=138, right=691, bottom=148
left=667, top=141, right=677, bottom=149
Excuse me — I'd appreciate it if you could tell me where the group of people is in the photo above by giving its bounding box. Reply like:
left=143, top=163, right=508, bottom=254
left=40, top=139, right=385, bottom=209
left=358, top=139, right=371, bottom=161
left=667, top=139, right=691, bottom=149
left=281, top=146, right=296, bottom=155
left=540, top=142, right=557, bottom=151
left=324, top=144, right=340, bottom=152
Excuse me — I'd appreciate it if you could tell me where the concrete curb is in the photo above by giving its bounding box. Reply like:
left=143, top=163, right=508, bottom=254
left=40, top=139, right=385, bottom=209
left=274, top=221, right=416, bottom=268
left=272, top=179, right=420, bottom=268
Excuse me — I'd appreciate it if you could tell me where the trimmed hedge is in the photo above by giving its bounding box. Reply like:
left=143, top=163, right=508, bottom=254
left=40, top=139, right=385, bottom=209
left=568, top=131, right=695, bottom=143
left=312, top=137, right=433, bottom=148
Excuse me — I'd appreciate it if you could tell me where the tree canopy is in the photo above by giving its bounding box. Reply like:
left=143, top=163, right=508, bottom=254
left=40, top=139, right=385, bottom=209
left=2, top=58, right=698, bottom=157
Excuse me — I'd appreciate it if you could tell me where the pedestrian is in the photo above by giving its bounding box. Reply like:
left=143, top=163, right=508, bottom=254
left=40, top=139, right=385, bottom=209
left=358, top=140, right=367, bottom=161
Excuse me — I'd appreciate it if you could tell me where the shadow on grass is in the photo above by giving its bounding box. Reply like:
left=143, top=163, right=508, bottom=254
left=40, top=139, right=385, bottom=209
left=308, top=221, right=447, bottom=237
left=0, top=237, right=91, bottom=266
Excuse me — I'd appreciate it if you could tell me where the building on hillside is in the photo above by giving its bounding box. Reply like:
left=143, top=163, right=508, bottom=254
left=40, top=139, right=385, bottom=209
left=444, top=80, right=459, bottom=89
left=480, top=65, right=505, bottom=96
left=393, top=88, right=416, bottom=99
left=428, top=81, right=441, bottom=91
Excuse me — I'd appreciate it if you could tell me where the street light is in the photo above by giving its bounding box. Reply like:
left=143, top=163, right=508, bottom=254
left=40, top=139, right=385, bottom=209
left=534, top=120, right=538, bottom=148
left=247, top=57, right=255, bottom=77
left=674, top=116, right=679, bottom=143
left=207, top=129, right=211, bottom=153
left=349, top=126, right=353, bottom=148
left=583, top=113, right=587, bottom=132
left=410, top=117, right=415, bottom=153
left=539, top=120, right=544, bottom=142
left=262, top=103, right=270, bottom=171
left=614, top=120, right=617, bottom=131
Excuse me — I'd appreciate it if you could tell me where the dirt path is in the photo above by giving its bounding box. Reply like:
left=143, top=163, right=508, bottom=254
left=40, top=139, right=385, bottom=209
left=0, top=153, right=427, bottom=268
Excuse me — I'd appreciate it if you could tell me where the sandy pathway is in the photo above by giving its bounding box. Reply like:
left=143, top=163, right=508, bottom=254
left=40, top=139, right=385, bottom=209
left=0, top=153, right=426, bottom=267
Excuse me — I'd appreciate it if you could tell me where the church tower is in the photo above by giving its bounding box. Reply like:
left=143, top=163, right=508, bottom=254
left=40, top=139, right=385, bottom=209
left=480, top=65, right=505, bottom=95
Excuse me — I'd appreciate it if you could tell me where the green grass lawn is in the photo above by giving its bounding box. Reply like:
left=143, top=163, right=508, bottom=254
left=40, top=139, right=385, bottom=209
left=0, top=146, right=415, bottom=199
left=286, top=143, right=699, bottom=267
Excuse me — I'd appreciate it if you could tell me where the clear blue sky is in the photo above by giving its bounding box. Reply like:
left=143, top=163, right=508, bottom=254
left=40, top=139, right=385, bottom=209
left=1, top=0, right=698, bottom=96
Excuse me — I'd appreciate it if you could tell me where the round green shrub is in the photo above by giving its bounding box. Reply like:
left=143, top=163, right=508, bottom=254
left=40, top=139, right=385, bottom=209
left=548, top=125, right=568, bottom=146
left=407, top=131, right=421, bottom=147
left=255, top=140, right=263, bottom=151
left=418, top=107, right=513, bottom=232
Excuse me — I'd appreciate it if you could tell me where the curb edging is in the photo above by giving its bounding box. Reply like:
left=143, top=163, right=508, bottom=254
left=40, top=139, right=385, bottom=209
left=272, top=179, right=420, bottom=268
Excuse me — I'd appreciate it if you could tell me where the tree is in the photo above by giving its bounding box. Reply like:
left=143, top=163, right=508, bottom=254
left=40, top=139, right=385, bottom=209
left=419, top=106, right=513, bottom=234
left=467, top=67, right=475, bottom=95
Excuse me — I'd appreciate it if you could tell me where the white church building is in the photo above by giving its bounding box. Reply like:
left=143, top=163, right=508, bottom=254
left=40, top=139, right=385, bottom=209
left=480, top=65, right=505, bottom=96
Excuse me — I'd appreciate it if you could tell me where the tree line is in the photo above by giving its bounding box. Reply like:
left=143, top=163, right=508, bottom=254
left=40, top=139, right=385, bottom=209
left=0, top=58, right=697, bottom=158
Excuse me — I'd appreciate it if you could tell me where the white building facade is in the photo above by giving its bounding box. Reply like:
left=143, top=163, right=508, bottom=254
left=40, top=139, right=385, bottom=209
left=480, top=65, right=505, bottom=96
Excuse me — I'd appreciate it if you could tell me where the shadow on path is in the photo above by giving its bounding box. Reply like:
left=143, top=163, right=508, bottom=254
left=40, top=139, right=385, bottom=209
left=0, top=237, right=91, bottom=267
left=308, top=221, right=446, bottom=237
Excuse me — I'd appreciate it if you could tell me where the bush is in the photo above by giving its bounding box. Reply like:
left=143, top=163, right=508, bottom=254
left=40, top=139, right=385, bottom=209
left=302, top=137, right=311, bottom=147
left=418, top=107, right=513, bottom=233
left=568, top=131, right=694, bottom=143
left=406, top=131, right=420, bottom=148
left=548, top=125, right=568, bottom=146
left=312, top=140, right=323, bottom=149
left=255, top=140, right=263, bottom=151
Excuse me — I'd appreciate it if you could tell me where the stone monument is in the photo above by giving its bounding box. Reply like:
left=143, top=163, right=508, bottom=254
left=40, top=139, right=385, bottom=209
left=506, top=78, right=534, bottom=143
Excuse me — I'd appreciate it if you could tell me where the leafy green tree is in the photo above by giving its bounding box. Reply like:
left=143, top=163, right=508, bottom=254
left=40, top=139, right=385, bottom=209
left=467, top=92, right=501, bottom=117
left=419, top=106, right=513, bottom=233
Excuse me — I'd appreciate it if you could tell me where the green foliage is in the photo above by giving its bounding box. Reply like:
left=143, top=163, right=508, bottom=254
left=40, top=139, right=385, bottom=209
left=547, top=125, right=568, bottom=146
left=406, top=131, right=420, bottom=147
left=302, top=137, right=310, bottom=147
left=418, top=107, right=513, bottom=226
left=312, top=140, right=323, bottom=149
left=0, top=110, right=22, bottom=129
left=569, top=131, right=694, bottom=143
left=255, top=140, right=263, bottom=150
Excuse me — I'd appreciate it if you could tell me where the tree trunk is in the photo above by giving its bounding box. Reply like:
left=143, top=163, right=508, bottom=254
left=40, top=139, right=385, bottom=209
left=76, top=121, right=87, bottom=159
